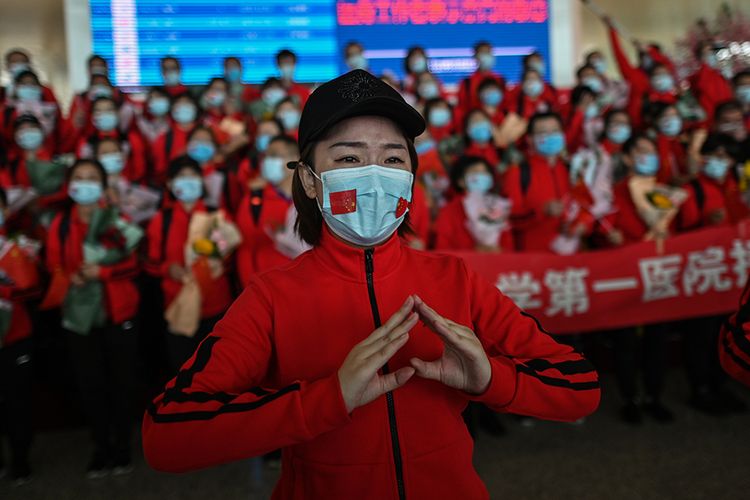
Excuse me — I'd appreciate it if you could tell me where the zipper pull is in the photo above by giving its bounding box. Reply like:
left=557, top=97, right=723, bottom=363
left=364, top=248, right=374, bottom=275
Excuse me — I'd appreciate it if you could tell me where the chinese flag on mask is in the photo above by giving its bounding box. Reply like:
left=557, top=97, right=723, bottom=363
left=330, top=189, right=357, bottom=215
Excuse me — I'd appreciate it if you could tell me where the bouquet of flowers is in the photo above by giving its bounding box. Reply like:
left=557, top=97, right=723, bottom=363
left=166, top=211, right=241, bottom=337
left=58, top=207, right=143, bottom=335
left=628, top=176, right=688, bottom=239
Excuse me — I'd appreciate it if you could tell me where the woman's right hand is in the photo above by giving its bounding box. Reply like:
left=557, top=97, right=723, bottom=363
left=338, top=295, right=419, bottom=413
left=168, top=263, right=189, bottom=283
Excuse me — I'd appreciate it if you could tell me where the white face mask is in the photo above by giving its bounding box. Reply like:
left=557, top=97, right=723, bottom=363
left=309, top=164, right=413, bottom=247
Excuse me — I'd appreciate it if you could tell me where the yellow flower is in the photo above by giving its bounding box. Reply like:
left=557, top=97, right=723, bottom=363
left=647, top=191, right=673, bottom=210
left=193, top=238, right=216, bottom=256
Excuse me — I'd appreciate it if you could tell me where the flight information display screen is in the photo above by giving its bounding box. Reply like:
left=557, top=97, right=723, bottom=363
left=90, top=0, right=550, bottom=87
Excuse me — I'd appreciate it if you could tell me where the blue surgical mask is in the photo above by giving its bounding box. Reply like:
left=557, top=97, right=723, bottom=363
left=634, top=153, right=659, bottom=176
left=429, top=108, right=451, bottom=127
left=16, top=85, right=41, bottom=102
left=651, top=74, right=674, bottom=93
left=163, top=70, right=181, bottom=86
left=606, top=124, right=631, bottom=144
left=592, top=59, right=607, bottom=74
left=468, top=121, right=493, bottom=143
left=15, top=128, right=43, bottom=150
left=530, top=60, right=545, bottom=76
left=704, top=52, right=719, bottom=69
left=279, top=64, right=295, bottom=80
left=278, top=109, right=300, bottom=131
left=90, top=65, right=108, bottom=76
left=90, top=84, right=112, bottom=99
left=148, top=97, right=170, bottom=117
left=226, top=67, right=242, bottom=83
left=480, top=88, right=503, bottom=107
left=172, top=103, right=197, bottom=124
left=704, top=157, right=729, bottom=180
left=204, top=91, right=226, bottom=108
left=99, top=152, right=125, bottom=174
left=582, top=76, right=603, bottom=93
left=409, top=56, right=427, bottom=73
left=415, top=139, right=435, bottom=155
left=736, top=85, right=750, bottom=105
left=523, top=79, right=543, bottom=98
left=94, top=111, right=118, bottom=132
left=187, top=141, right=215, bottom=164
left=535, top=132, right=565, bottom=157
left=172, top=177, right=203, bottom=202
left=477, top=53, right=495, bottom=71
left=263, top=87, right=286, bottom=107
left=418, top=81, right=439, bottom=100
left=465, top=172, right=493, bottom=194
left=659, top=115, right=682, bottom=137
left=261, top=156, right=286, bottom=185
left=69, top=180, right=103, bottom=205
left=347, top=54, right=367, bottom=70
left=310, top=164, right=413, bottom=247
left=585, top=103, right=600, bottom=119
left=255, top=134, right=272, bottom=152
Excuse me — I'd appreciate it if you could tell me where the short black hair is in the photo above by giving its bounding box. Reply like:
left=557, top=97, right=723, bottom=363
left=450, top=155, right=493, bottom=193
left=473, top=40, right=491, bottom=53
left=67, top=158, right=108, bottom=189
left=261, top=77, right=283, bottom=91
left=87, top=54, right=107, bottom=67
left=4, top=48, right=29, bottom=64
left=422, top=97, right=451, bottom=123
left=584, top=50, right=602, bottom=64
left=576, top=64, right=596, bottom=80
left=527, top=111, right=564, bottom=135
left=344, top=41, right=363, bottom=52
left=622, top=133, right=654, bottom=156
left=732, top=70, right=750, bottom=87
left=171, top=91, right=199, bottom=108
left=223, top=56, right=241, bottom=66
left=715, top=99, right=743, bottom=120
left=13, top=70, right=39, bottom=85
left=404, top=46, right=427, bottom=74
left=93, top=135, right=121, bottom=156
left=571, top=85, right=595, bottom=107
left=167, top=155, right=202, bottom=180
left=477, top=76, right=502, bottom=94
left=700, top=133, right=741, bottom=162
left=13, top=113, right=41, bottom=130
left=160, top=56, right=180, bottom=68
left=186, top=124, right=217, bottom=144
left=268, top=134, right=299, bottom=156
left=649, top=101, right=677, bottom=122
left=522, top=51, right=542, bottom=68
left=276, top=49, right=297, bottom=64
left=91, top=96, right=118, bottom=111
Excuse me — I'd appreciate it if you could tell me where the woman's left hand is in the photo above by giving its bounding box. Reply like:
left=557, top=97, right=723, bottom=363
left=79, top=264, right=101, bottom=281
left=409, top=295, right=491, bottom=395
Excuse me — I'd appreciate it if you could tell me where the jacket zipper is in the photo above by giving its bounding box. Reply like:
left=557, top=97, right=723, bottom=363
left=365, top=248, right=406, bottom=500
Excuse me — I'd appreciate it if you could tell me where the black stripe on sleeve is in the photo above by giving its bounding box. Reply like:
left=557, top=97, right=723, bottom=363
left=516, top=364, right=599, bottom=391
left=722, top=332, right=750, bottom=374
left=726, top=320, right=750, bottom=359
left=523, top=358, right=597, bottom=376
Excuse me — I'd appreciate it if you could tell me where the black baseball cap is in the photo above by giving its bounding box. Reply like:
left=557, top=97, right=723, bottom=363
left=288, top=69, right=425, bottom=168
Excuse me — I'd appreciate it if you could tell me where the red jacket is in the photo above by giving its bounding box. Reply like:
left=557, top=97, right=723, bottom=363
left=655, top=134, right=688, bottom=185
left=145, top=201, right=233, bottom=318
left=678, top=174, right=743, bottom=230
left=720, top=278, right=750, bottom=387
left=0, top=231, right=39, bottom=347
left=151, top=125, right=192, bottom=186
left=504, top=84, right=557, bottom=120
left=46, top=206, right=140, bottom=325
left=689, top=64, right=733, bottom=123
left=456, top=70, right=505, bottom=120
left=433, top=194, right=513, bottom=251
left=75, top=128, right=148, bottom=184
left=501, top=154, right=571, bottom=252
left=234, top=185, right=294, bottom=288
left=142, top=226, right=600, bottom=499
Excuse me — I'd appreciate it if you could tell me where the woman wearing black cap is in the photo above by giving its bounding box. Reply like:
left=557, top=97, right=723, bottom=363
left=143, top=70, right=600, bottom=499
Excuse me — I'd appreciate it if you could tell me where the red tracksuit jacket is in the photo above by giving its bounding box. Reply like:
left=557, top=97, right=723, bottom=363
left=0, top=230, right=38, bottom=347
left=678, top=174, right=746, bottom=229
left=720, top=279, right=750, bottom=387
left=46, top=206, right=140, bottom=325
left=145, top=201, right=233, bottom=319
left=142, top=226, right=600, bottom=499
left=234, top=185, right=294, bottom=288
left=689, top=64, right=733, bottom=123
left=433, top=194, right=514, bottom=252
left=501, top=154, right=571, bottom=252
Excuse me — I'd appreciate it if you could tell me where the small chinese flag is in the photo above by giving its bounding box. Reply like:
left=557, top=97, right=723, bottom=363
left=330, top=189, right=357, bottom=215
left=395, top=197, right=410, bottom=218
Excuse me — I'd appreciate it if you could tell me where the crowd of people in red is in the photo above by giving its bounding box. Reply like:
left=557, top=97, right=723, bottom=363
left=0, top=15, right=749, bottom=486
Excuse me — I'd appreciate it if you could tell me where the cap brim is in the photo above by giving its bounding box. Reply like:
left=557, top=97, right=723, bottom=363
left=289, top=96, right=425, bottom=169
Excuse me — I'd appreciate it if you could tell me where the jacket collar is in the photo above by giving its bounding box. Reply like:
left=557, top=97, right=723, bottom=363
left=312, top=225, right=403, bottom=283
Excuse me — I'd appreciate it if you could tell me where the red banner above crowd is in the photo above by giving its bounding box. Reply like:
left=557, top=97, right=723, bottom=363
left=450, top=222, right=750, bottom=334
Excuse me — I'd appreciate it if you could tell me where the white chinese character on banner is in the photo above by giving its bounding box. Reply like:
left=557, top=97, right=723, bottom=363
left=730, top=239, right=750, bottom=287
left=683, top=246, right=732, bottom=296
left=544, top=268, right=589, bottom=317
left=639, top=255, right=682, bottom=301
left=496, top=272, right=542, bottom=310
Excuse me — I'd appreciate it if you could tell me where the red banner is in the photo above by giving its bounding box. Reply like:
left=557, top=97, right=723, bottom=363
left=450, top=222, right=750, bottom=334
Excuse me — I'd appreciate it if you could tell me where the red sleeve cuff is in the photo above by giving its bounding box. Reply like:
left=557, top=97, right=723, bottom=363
left=300, top=372, right=352, bottom=437
left=468, top=356, right=517, bottom=408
